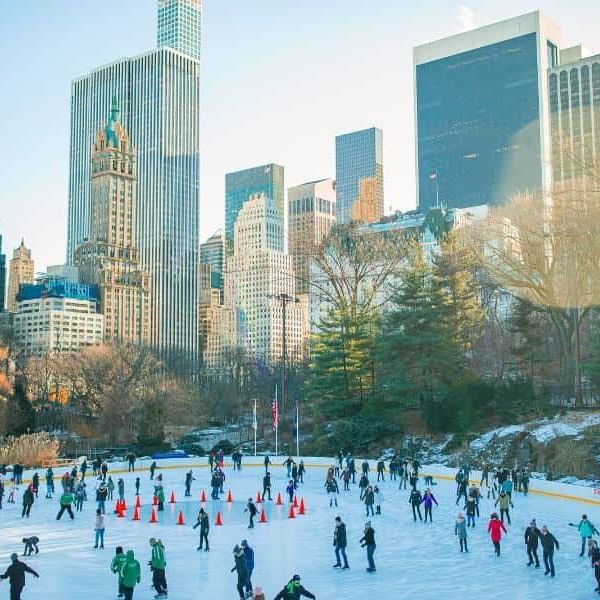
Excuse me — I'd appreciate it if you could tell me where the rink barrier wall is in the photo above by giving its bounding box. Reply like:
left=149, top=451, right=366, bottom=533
left=12, top=457, right=600, bottom=507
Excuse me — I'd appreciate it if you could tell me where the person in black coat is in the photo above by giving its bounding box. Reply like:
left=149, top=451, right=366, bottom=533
left=273, top=575, right=316, bottom=600
left=409, top=488, right=423, bottom=522
left=22, top=536, right=40, bottom=557
left=360, top=521, right=376, bottom=572
left=22, top=487, right=34, bottom=518
left=539, top=525, right=559, bottom=577
left=333, top=516, right=349, bottom=569
left=244, top=498, right=258, bottom=529
left=193, top=508, right=210, bottom=551
left=588, top=539, right=600, bottom=592
left=1, top=553, right=39, bottom=599
left=524, top=520, right=541, bottom=568
left=231, top=545, right=250, bottom=600
left=262, top=472, right=272, bottom=501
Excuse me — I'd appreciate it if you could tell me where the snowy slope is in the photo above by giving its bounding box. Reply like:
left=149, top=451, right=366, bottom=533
left=1, top=458, right=599, bottom=599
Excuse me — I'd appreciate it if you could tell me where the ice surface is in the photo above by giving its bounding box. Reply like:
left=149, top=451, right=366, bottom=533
left=1, top=458, right=599, bottom=599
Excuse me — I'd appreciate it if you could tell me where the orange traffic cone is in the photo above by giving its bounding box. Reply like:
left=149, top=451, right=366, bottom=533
left=176, top=510, right=185, bottom=525
left=152, top=495, right=158, bottom=506
left=114, top=500, right=121, bottom=513
left=226, top=490, right=233, bottom=503
left=259, top=509, right=267, bottom=523
left=215, top=511, right=223, bottom=526
left=135, top=496, right=141, bottom=508
left=169, top=491, right=176, bottom=504
left=200, top=490, right=206, bottom=503
left=293, top=495, right=298, bottom=508
left=132, top=507, right=140, bottom=521
left=256, top=491, right=262, bottom=504
left=288, top=505, right=295, bottom=519
left=299, top=498, right=305, bottom=515
left=150, top=508, right=158, bottom=523
left=117, top=505, right=125, bottom=518
left=121, top=499, right=127, bottom=511
left=276, top=493, right=282, bottom=506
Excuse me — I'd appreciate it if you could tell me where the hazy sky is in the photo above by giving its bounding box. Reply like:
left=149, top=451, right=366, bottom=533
left=1, top=0, right=599, bottom=270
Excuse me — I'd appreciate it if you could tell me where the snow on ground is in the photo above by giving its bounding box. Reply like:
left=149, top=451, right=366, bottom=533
left=1, top=458, right=600, bottom=599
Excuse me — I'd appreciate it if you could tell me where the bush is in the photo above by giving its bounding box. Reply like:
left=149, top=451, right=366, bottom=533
left=211, top=440, right=235, bottom=455
left=0, top=432, right=60, bottom=467
left=178, top=442, right=206, bottom=456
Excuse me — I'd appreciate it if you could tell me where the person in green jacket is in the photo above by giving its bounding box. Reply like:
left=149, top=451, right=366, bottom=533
left=111, top=546, right=127, bottom=598
left=149, top=537, right=168, bottom=598
left=569, top=514, right=599, bottom=557
left=56, top=491, right=74, bottom=520
left=120, top=550, right=140, bottom=600
left=156, top=486, right=165, bottom=511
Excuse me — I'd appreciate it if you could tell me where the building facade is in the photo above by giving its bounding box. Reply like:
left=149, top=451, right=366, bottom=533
left=157, top=0, right=201, bottom=61
left=74, top=102, right=151, bottom=346
left=414, top=11, right=562, bottom=212
left=335, top=127, right=383, bottom=224
left=0, top=235, right=7, bottom=312
left=7, top=239, right=34, bottom=313
left=67, top=3, right=200, bottom=363
left=225, top=164, right=284, bottom=253
left=13, top=276, right=103, bottom=355
left=288, top=178, right=336, bottom=295
left=200, top=230, right=225, bottom=290
left=224, top=194, right=304, bottom=365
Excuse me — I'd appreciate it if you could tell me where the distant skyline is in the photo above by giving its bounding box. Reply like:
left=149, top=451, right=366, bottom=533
left=1, top=0, right=599, bottom=270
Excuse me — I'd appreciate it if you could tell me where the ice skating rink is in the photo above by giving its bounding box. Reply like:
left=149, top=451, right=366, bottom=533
left=1, top=458, right=599, bottom=599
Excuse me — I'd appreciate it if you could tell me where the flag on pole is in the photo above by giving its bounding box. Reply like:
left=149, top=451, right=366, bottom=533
left=252, top=399, right=258, bottom=431
left=272, top=387, right=278, bottom=432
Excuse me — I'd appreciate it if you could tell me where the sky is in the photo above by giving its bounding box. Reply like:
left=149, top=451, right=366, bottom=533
left=1, top=0, right=599, bottom=270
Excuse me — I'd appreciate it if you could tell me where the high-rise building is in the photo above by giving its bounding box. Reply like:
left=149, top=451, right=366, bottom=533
left=7, top=239, right=34, bottom=313
left=414, top=11, right=562, bottom=212
left=157, top=0, right=202, bottom=61
left=74, top=102, right=151, bottom=346
left=288, top=178, right=336, bottom=294
left=13, top=275, right=103, bottom=356
left=225, top=164, right=284, bottom=253
left=335, top=127, right=383, bottom=224
left=67, top=1, right=201, bottom=363
left=200, top=230, right=225, bottom=290
left=225, top=194, right=304, bottom=365
left=0, top=235, right=7, bottom=313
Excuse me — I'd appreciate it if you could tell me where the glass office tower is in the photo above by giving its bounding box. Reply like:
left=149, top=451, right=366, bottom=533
left=335, top=127, right=384, bottom=224
left=158, top=0, right=201, bottom=61
left=414, top=11, right=562, bottom=211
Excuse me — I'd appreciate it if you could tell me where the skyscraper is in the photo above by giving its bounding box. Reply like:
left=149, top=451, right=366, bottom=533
left=157, top=0, right=202, bottom=61
left=67, top=1, right=201, bottom=364
left=414, top=11, right=562, bottom=212
left=0, top=235, right=6, bottom=312
left=288, top=178, right=336, bottom=295
left=74, top=102, right=151, bottom=346
left=7, top=239, right=34, bottom=313
left=200, top=230, right=225, bottom=290
left=225, top=164, right=284, bottom=253
left=335, top=127, right=383, bottom=224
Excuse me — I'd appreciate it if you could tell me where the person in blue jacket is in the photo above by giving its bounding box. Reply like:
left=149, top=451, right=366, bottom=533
left=569, top=514, right=599, bottom=557
left=241, top=539, right=254, bottom=594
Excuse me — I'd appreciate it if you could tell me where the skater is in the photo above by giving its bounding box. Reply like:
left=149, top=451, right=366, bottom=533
left=184, top=470, right=195, bottom=497
left=111, top=546, right=127, bottom=598
left=273, top=575, right=315, bottom=600
left=360, top=521, right=377, bottom=572
left=487, top=512, right=507, bottom=556
left=421, top=489, right=438, bottom=523
left=376, top=460, right=385, bottom=482
left=150, top=461, right=157, bottom=480
left=588, top=539, right=600, bottom=592
left=241, top=540, right=254, bottom=593
left=358, top=473, right=369, bottom=501
left=262, top=472, right=272, bottom=501
left=569, top=514, right=599, bottom=557
left=56, top=490, right=75, bottom=520
left=480, top=463, right=489, bottom=487
left=456, top=478, right=468, bottom=506
left=409, top=488, right=423, bottom=522
left=96, top=480, right=108, bottom=514
left=325, top=475, right=339, bottom=507
left=107, top=476, right=115, bottom=500
left=13, top=463, right=23, bottom=485
left=120, top=550, right=141, bottom=600
left=464, top=496, right=477, bottom=527
left=409, top=470, right=419, bottom=491
left=92, top=457, right=101, bottom=477
left=291, top=462, right=299, bottom=487
left=539, top=525, right=559, bottom=577
left=341, top=468, right=351, bottom=492
left=455, top=513, right=468, bottom=552
left=364, top=485, right=375, bottom=517
left=525, top=520, right=541, bottom=568
left=286, top=480, right=295, bottom=504
left=333, top=516, right=349, bottom=569
left=74, top=481, right=85, bottom=512
left=101, top=461, right=108, bottom=481
left=374, top=485, right=383, bottom=515
left=21, top=486, right=34, bottom=518
left=127, top=452, right=136, bottom=472
left=298, top=460, right=306, bottom=484
left=94, top=509, right=105, bottom=549
left=80, top=459, right=87, bottom=481
left=117, top=478, right=125, bottom=503
left=231, top=544, right=250, bottom=600
left=45, top=467, right=53, bottom=499
left=245, top=498, right=258, bottom=528
left=31, top=473, right=39, bottom=498
left=0, top=553, right=39, bottom=600
left=149, top=538, right=168, bottom=598
left=283, top=456, right=294, bottom=478
left=521, top=469, right=530, bottom=496
left=156, top=485, right=165, bottom=511
left=193, top=508, right=210, bottom=551
left=210, top=471, right=221, bottom=499
left=22, top=537, right=39, bottom=557
left=494, top=490, right=513, bottom=525
left=399, top=463, right=408, bottom=490
left=263, top=455, right=271, bottom=473
left=135, top=477, right=140, bottom=496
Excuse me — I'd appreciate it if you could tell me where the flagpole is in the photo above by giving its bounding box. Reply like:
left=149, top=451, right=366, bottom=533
left=253, top=398, right=257, bottom=457
left=275, top=384, right=278, bottom=457
left=296, top=401, right=300, bottom=459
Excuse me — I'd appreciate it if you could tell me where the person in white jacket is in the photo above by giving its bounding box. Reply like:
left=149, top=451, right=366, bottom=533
left=374, top=485, right=384, bottom=515
left=94, top=509, right=105, bottom=549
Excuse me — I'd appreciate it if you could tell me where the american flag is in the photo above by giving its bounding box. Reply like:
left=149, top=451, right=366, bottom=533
left=271, top=397, right=278, bottom=431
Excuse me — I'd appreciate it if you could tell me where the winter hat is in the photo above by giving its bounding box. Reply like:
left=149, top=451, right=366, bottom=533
left=241, top=540, right=248, bottom=548
left=292, top=575, right=301, bottom=581
left=233, top=544, right=241, bottom=553
left=149, top=538, right=156, bottom=545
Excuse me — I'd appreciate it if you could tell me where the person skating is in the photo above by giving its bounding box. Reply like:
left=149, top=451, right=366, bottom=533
left=494, top=490, right=513, bottom=525
left=341, top=468, right=350, bottom=492
left=22, top=537, right=39, bottom=557
left=185, top=470, right=195, bottom=497
left=135, top=477, right=140, bottom=496
left=588, top=539, right=600, bottom=592
left=149, top=538, right=168, bottom=598
left=525, top=519, right=541, bottom=568
left=291, top=462, right=299, bottom=487
left=376, top=460, right=385, bottom=482
left=262, top=472, right=272, bottom=501
left=156, top=485, right=165, bottom=511
left=455, top=513, right=468, bottom=553
left=74, top=481, right=85, bottom=512
left=487, top=512, right=507, bottom=556
left=56, top=490, right=74, bottom=520
left=117, top=478, right=125, bottom=503
left=0, top=553, right=39, bottom=600
left=241, top=540, right=254, bottom=594
left=464, top=496, right=477, bottom=527
left=127, top=452, right=136, bottom=472
left=101, top=461, right=108, bottom=482
left=569, top=514, right=599, bottom=557
left=480, top=463, right=489, bottom=487
left=539, top=525, right=559, bottom=577
left=107, top=476, right=115, bottom=500
left=298, top=460, right=306, bottom=484
left=263, top=455, right=271, bottom=473
left=421, top=489, right=438, bottom=523
left=286, top=480, right=295, bottom=504
left=333, top=516, right=349, bottom=569
left=31, top=473, right=39, bottom=498
left=44, top=467, right=53, bottom=499
left=325, top=476, right=339, bottom=507
left=22, top=486, right=34, bottom=518
left=364, top=485, right=375, bottom=517
left=193, top=508, right=210, bottom=551
left=231, top=544, right=251, bottom=600
left=358, top=474, right=369, bottom=501
left=245, top=498, right=258, bottom=528
left=111, top=546, right=127, bottom=598
left=0, top=478, right=4, bottom=509
left=80, top=459, right=87, bottom=481
left=283, top=457, right=294, bottom=478
left=456, top=478, right=468, bottom=506
left=94, top=509, right=105, bottom=549
left=150, top=461, right=157, bottom=480
left=273, top=575, right=316, bottom=600
left=374, top=485, right=383, bottom=515
left=120, top=549, right=141, bottom=600
left=210, top=471, right=221, bottom=499
left=409, top=488, right=423, bottom=522
left=409, top=470, right=419, bottom=491
left=96, top=480, right=108, bottom=514
left=360, top=521, right=377, bottom=572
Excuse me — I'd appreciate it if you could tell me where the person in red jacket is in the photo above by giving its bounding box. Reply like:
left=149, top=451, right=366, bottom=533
left=487, top=512, right=507, bottom=556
